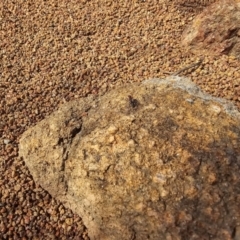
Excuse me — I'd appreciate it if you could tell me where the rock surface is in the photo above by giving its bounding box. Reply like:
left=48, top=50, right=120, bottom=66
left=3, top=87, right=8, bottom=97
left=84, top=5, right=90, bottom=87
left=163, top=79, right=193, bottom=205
left=182, top=0, right=240, bottom=58
left=19, top=76, right=240, bottom=240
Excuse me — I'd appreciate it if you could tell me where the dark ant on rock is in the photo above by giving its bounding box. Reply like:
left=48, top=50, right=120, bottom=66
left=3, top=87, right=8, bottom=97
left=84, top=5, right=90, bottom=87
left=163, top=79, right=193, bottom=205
left=128, top=95, right=139, bottom=109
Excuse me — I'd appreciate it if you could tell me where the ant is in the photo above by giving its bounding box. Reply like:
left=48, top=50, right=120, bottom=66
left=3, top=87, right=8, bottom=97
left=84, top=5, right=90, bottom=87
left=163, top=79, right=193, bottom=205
left=128, top=95, right=139, bottom=109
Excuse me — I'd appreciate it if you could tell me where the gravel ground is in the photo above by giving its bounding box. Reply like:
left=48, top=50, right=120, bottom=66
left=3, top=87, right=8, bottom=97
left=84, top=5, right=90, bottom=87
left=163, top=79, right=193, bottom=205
left=1, top=0, right=240, bottom=239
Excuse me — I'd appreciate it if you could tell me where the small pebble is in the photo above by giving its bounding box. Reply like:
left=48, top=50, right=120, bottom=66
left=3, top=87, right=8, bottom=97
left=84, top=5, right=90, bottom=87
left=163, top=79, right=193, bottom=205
left=3, top=139, right=11, bottom=145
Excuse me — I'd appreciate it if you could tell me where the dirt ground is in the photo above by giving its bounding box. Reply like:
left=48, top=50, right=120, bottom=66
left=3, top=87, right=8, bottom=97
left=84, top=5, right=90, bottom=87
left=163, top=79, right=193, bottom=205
left=1, top=0, right=240, bottom=239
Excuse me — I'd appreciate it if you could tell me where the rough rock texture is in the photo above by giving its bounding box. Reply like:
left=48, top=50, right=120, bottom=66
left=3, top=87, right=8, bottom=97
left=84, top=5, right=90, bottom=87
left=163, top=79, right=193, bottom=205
left=182, top=0, right=240, bottom=58
left=19, top=76, right=240, bottom=240
left=175, top=0, right=217, bottom=14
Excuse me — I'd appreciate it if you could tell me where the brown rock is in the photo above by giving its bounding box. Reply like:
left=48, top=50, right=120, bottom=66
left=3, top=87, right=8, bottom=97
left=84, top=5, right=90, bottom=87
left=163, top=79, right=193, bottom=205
left=19, top=76, right=240, bottom=240
left=182, top=0, right=240, bottom=58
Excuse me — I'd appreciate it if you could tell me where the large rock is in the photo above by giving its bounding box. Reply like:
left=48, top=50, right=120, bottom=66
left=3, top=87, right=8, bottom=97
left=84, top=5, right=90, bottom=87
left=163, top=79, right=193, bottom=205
left=182, top=0, right=240, bottom=58
left=19, top=76, right=240, bottom=240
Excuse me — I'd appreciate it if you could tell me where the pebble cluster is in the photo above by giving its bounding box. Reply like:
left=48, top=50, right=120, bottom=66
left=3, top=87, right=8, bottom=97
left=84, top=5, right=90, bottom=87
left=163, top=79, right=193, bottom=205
left=1, top=0, right=239, bottom=239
